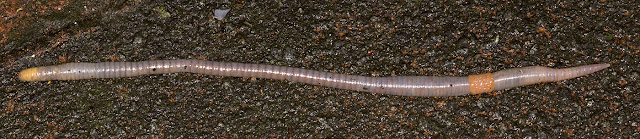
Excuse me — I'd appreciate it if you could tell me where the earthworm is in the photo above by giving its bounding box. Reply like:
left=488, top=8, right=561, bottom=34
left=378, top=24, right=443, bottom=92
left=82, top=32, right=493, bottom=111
left=18, top=60, right=609, bottom=96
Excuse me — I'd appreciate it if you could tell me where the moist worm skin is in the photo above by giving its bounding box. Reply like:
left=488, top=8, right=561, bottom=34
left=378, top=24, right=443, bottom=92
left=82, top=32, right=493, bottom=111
left=18, top=60, right=610, bottom=96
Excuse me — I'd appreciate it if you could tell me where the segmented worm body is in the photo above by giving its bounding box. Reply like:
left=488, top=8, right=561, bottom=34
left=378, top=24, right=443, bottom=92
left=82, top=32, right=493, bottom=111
left=19, top=60, right=609, bottom=96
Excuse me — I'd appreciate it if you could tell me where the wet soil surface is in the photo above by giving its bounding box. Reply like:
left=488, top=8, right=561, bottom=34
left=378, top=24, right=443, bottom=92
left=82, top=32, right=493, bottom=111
left=1, top=0, right=639, bottom=138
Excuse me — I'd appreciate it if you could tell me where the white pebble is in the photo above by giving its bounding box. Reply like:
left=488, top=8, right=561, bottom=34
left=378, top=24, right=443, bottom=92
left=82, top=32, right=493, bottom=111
left=214, top=9, right=231, bottom=20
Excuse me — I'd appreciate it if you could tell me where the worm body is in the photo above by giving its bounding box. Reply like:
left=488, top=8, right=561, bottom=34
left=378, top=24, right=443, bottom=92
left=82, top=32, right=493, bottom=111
left=18, top=60, right=609, bottom=96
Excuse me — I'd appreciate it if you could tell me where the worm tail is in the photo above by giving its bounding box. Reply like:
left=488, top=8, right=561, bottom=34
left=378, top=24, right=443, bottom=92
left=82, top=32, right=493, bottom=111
left=492, top=64, right=610, bottom=91
left=551, top=64, right=610, bottom=81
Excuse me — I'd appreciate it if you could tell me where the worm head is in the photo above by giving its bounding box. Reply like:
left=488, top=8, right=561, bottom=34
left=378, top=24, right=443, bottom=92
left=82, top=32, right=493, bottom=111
left=18, top=67, right=38, bottom=81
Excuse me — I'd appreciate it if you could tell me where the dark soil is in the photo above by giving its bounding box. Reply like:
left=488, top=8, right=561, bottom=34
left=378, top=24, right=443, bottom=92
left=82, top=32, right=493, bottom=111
left=1, top=0, right=638, bottom=138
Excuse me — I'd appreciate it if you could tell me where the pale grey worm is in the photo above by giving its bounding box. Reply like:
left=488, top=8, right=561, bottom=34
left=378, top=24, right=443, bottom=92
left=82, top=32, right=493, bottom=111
left=19, top=60, right=610, bottom=96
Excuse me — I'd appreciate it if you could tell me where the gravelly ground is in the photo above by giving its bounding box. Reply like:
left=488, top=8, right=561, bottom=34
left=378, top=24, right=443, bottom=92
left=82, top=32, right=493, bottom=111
left=1, top=0, right=639, bottom=138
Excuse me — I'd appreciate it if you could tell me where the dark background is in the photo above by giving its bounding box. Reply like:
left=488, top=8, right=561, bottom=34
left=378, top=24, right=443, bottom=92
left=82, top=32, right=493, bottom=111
left=1, top=0, right=638, bottom=138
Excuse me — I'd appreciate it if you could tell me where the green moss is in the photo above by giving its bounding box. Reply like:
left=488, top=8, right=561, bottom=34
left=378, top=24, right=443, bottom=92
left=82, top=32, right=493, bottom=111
left=153, top=6, right=171, bottom=18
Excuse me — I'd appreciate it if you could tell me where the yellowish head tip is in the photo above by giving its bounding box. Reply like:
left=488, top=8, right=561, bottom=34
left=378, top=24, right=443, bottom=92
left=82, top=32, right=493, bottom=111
left=18, top=67, right=38, bottom=82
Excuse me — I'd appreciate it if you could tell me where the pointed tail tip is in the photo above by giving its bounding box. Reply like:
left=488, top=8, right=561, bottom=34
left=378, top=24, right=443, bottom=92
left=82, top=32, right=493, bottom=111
left=594, top=63, right=611, bottom=71
left=579, top=63, right=610, bottom=75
